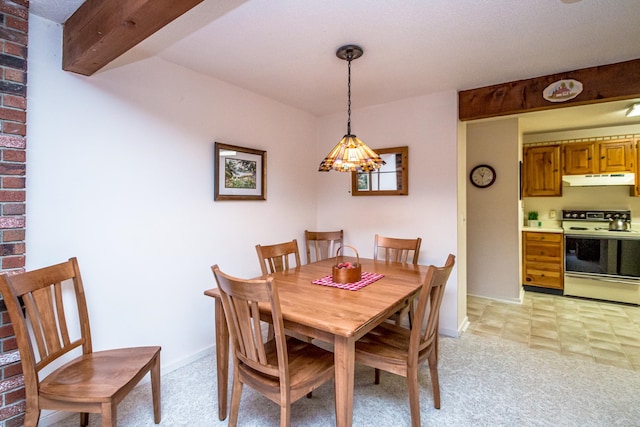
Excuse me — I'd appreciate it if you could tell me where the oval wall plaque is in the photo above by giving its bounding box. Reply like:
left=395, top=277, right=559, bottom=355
left=543, top=79, right=583, bottom=102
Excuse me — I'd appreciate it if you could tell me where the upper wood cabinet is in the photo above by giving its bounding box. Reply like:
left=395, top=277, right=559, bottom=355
left=563, top=142, right=595, bottom=175
left=522, top=145, right=562, bottom=197
left=598, top=139, right=634, bottom=173
left=563, top=138, right=635, bottom=175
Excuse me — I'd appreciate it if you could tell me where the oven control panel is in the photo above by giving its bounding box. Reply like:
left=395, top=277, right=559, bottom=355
left=562, top=210, right=631, bottom=221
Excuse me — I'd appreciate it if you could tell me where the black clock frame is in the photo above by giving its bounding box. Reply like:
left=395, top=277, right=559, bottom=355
left=470, top=164, right=496, bottom=188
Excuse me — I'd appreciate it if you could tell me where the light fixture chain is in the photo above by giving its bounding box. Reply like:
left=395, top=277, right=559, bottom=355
left=347, top=56, right=351, bottom=135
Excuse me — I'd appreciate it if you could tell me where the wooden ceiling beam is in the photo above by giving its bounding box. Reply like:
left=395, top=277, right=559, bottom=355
left=62, top=0, right=204, bottom=76
left=459, top=58, right=640, bottom=121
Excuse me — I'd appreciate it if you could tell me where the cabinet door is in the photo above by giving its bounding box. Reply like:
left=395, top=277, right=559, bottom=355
left=522, top=232, right=564, bottom=290
left=523, top=261, right=563, bottom=289
left=598, top=139, right=634, bottom=172
left=564, top=142, right=595, bottom=175
left=522, top=145, right=561, bottom=197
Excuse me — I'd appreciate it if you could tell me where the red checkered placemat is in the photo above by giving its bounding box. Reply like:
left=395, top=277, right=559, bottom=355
left=311, top=272, right=384, bottom=291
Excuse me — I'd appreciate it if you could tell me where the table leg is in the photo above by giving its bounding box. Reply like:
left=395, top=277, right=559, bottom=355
left=333, top=335, right=355, bottom=427
left=215, top=298, right=229, bottom=420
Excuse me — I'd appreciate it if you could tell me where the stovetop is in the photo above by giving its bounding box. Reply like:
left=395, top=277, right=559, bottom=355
left=562, top=209, right=639, bottom=236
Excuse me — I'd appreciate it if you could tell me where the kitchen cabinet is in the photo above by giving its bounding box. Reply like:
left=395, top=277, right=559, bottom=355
left=563, top=142, right=595, bottom=174
left=563, top=138, right=635, bottom=175
left=522, top=231, right=563, bottom=290
left=522, top=145, right=561, bottom=197
left=598, top=138, right=634, bottom=172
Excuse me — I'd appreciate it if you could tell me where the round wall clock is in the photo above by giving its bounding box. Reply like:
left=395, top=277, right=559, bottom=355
left=470, top=164, right=496, bottom=188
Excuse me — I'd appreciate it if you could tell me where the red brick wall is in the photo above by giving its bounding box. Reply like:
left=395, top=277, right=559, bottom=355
left=0, top=0, right=28, bottom=425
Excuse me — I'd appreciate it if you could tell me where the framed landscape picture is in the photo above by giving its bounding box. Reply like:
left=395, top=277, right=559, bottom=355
left=214, top=142, right=266, bottom=201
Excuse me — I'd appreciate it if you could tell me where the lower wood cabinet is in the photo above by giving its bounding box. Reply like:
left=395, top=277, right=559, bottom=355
left=522, top=231, right=564, bottom=290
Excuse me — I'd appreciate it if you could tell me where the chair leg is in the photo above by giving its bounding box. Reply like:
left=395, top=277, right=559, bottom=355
left=280, top=402, right=291, bottom=427
left=151, top=352, right=162, bottom=423
left=306, top=392, right=312, bottom=398
left=229, top=373, right=243, bottom=427
left=407, top=369, right=421, bottom=427
left=80, top=412, right=89, bottom=426
left=23, top=407, right=40, bottom=427
left=374, top=368, right=381, bottom=384
left=428, top=352, right=441, bottom=409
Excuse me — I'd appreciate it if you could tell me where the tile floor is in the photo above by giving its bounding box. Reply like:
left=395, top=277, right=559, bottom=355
left=466, top=291, right=640, bottom=371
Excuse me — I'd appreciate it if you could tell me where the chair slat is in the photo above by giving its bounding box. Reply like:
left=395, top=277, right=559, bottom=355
left=53, top=281, right=71, bottom=347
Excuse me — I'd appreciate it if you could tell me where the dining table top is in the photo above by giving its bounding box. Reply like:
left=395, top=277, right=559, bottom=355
left=204, top=257, right=430, bottom=340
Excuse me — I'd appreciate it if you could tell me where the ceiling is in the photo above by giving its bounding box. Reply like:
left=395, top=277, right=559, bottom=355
left=29, top=0, right=640, bottom=134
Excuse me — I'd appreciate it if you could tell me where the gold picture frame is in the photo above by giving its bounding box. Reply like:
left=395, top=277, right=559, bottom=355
left=214, top=142, right=266, bottom=201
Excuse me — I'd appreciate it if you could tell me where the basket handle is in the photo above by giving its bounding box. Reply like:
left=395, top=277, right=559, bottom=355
left=335, top=245, right=360, bottom=265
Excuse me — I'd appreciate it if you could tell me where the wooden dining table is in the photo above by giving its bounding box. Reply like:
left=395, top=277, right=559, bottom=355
left=204, top=257, right=430, bottom=427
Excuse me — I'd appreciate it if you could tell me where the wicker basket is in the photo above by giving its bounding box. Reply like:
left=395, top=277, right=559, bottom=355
left=332, top=245, right=362, bottom=283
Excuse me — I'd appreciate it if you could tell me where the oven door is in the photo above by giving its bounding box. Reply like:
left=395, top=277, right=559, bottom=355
left=564, top=234, right=640, bottom=282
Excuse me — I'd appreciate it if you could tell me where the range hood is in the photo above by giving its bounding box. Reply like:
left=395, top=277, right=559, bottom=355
left=562, top=173, right=635, bottom=187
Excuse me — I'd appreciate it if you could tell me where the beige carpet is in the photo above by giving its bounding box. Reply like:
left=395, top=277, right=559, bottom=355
left=46, top=330, right=640, bottom=426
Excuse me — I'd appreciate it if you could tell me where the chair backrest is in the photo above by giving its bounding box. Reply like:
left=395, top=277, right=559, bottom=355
left=211, top=265, right=289, bottom=383
left=374, top=234, right=422, bottom=264
left=256, top=239, right=301, bottom=275
left=0, top=257, right=92, bottom=398
left=304, top=230, right=344, bottom=264
left=410, top=254, right=455, bottom=357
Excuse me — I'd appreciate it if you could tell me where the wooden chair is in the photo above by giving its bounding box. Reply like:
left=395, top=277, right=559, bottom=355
left=211, top=265, right=335, bottom=427
left=304, top=229, right=344, bottom=264
left=256, top=239, right=301, bottom=275
left=374, top=234, right=423, bottom=326
left=0, top=257, right=161, bottom=427
left=374, top=234, right=422, bottom=264
left=355, top=254, right=455, bottom=427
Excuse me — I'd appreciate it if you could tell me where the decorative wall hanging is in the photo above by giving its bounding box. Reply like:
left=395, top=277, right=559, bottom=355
left=214, top=142, right=266, bottom=201
left=543, top=79, right=583, bottom=102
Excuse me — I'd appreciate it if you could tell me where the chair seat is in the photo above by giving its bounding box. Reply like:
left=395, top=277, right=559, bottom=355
left=355, top=323, right=411, bottom=367
left=40, top=346, right=161, bottom=402
left=239, top=338, right=334, bottom=397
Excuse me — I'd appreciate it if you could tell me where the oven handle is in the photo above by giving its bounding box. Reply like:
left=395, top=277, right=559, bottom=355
left=565, top=272, right=640, bottom=285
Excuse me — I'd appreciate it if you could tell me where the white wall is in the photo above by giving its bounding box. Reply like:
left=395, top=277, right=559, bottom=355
left=316, top=92, right=461, bottom=336
left=26, top=16, right=319, bottom=370
left=466, top=119, right=521, bottom=301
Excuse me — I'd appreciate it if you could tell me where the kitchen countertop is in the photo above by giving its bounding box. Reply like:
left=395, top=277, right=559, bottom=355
left=522, top=219, right=563, bottom=233
left=522, top=226, right=563, bottom=233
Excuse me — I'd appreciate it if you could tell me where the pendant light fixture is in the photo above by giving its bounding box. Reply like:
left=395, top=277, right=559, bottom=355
left=318, top=44, right=385, bottom=172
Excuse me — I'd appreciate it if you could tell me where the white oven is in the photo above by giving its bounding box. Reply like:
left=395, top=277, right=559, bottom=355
left=562, top=209, right=640, bottom=305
